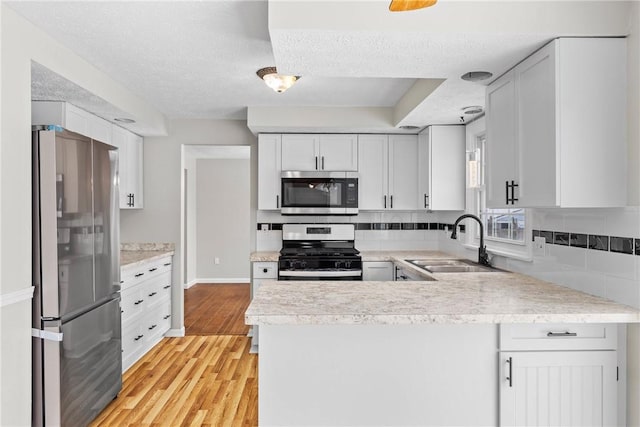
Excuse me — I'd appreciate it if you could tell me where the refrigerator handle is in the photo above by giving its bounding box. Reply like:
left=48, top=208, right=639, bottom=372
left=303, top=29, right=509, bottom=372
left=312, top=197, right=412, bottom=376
left=111, top=150, right=121, bottom=289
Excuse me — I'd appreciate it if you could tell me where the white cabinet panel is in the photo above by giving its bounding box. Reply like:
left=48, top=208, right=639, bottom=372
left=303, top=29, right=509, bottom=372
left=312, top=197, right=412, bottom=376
left=281, top=134, right=318, bottom=171
left=258, top=134, right=282, bottom=210
left=250, top=261, right=277, bottom=353
left=388, top=135, right=418, bottom=210
left=500, top=351, right=617, bottom=427
left=362, top=262, right=394, bottom=281
left=358, top=135, right=388, bottom=210
left=112, top=125, right=144, bottom=209
left=318, top=134, right=358, bottom=171
left=418, top=126, right=465, bottom=211
left=486, top=70, right=517, bottom=209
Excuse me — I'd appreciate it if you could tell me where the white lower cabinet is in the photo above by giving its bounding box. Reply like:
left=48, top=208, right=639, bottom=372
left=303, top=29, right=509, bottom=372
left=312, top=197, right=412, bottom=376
left=120, top=255, right=173, bottom=372
left=250, top=261, right=277, bottom=353
left=362, top=261, right=394, bottom=281
left=499, top=324, right=618, bottom=427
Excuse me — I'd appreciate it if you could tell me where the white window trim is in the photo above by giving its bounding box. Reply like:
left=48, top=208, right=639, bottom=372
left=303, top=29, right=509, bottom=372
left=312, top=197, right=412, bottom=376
left=463, top=117, right=532, bottom=262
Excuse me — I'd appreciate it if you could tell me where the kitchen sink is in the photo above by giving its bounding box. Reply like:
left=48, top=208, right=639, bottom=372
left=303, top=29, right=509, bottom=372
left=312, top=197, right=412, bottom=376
left=406, top=258, right=497, bottom=273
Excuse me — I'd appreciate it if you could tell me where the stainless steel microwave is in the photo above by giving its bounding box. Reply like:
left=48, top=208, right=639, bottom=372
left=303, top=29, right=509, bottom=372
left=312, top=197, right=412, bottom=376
left=281, top=171, right=358, bottom=215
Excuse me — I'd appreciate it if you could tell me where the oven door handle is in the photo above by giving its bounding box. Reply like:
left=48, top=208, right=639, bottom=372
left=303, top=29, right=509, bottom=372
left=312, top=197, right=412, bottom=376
left=279, top=270, right=363, bottom=278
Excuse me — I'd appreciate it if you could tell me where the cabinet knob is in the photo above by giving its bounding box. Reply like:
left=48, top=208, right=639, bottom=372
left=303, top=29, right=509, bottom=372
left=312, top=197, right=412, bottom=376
left=263, top=268, right=268, bottom=273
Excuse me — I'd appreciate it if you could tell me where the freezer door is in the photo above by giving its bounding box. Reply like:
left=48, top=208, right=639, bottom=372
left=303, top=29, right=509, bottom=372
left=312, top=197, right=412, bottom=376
left=93, top=140, right=120, bottom=301
left=40, top=297, right=122, bottom=427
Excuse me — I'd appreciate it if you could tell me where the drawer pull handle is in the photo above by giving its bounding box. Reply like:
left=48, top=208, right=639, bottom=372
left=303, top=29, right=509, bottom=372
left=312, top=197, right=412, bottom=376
left=546, top=331, right=577, bottom=337
left=149, top=268, right=158, bottom=272
left=120, top=281, right=124, bottom=284
left=134, top=335, right=144, bottom=341
left=163, top=315, right=171, bottom=320
left=163, top=285, right=171, bottom=289
left=148, top=292, right=157, bottom=297
left=135, top=273, right=145, bottom=278
left=134, top=299, right=144, bottom=305
left=506, top=357, right=512, bottom=387
left=163, top=263, right=171, bottom=266
left=148, top=324, right=157, bottom=330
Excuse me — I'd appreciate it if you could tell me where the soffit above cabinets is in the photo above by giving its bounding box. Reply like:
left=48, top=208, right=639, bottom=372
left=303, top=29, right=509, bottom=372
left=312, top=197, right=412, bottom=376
left=8, top=1, right=631, bottom=135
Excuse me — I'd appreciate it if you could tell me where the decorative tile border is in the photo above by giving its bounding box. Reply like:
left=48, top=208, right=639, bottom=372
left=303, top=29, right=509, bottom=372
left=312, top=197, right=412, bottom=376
left=257, top=222, right=455, bottom=232
left=533, top=230, right=639, bottom=256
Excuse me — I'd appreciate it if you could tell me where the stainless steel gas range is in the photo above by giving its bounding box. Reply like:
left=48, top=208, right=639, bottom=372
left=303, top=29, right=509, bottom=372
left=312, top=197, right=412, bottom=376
left=278, top=224, right=362, bottom=281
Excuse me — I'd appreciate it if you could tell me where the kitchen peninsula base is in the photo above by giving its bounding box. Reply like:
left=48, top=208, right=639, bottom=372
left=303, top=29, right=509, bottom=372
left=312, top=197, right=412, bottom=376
left=259, top=323, right=498, bottom=426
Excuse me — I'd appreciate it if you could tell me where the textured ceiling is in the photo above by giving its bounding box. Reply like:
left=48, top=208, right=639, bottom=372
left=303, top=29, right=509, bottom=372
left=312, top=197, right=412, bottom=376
left=7, top=0, right=632, bottom=134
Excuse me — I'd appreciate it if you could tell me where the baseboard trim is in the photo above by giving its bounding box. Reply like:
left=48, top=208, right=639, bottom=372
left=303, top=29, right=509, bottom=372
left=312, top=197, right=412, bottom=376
left=184, top=278, right=250, bottom=289
left=165, top=327, right=185, bottom=337
left=0, top=286, right=35, bottom=308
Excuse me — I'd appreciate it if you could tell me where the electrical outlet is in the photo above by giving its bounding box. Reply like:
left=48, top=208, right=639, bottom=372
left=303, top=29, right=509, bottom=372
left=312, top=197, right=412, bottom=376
left=214, top=257, right=220, bottom=265
left=260, top=223, right=269, bottom=231
left=533, top=236, right=546, bottom=256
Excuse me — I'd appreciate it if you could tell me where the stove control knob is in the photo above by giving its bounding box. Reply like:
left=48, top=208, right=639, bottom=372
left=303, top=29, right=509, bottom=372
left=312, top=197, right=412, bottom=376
left=335, top=261, right=341, bottom=269
left=300, top=261, right=307, bottom=269
left=346, top=261, right=352, bottom=269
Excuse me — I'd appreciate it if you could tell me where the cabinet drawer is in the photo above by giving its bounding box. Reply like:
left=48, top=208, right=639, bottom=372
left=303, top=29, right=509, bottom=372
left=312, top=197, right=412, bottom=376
left=120, top=287, right=147, bottom=322
left=499, top=323, right=617, bottom=351
left=253, top=262, right=277, bottom=279
left=121, top=322, right=144, bottom=359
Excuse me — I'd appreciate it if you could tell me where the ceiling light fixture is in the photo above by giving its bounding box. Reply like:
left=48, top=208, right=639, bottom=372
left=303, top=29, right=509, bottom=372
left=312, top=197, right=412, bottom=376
left=462, top=106, right=484, bottom=115
left=114, top=117, right=136, bottom=124
left=461, top=71, right=493, bottom=82
left=389, top=0, right=437, bottom=12
left=256, top=67, right=300, bottom=93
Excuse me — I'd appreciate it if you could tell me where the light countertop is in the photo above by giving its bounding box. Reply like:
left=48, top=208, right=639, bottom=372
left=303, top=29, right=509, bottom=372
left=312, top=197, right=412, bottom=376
left=246, top=251, right=640, bottom=325
left=121, top=243, right=175, bottom=269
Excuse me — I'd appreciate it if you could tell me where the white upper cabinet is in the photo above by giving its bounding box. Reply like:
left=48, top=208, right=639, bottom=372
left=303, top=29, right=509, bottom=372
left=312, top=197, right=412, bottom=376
left=32, top=101, right=112, bottom=144
left=418, top=126, right=466, bottom=211
left=485, top=38, right=627, bottom=208
left=281, top=134, right=358, bottom=171
left=388, top=135, right=419, bottom=210
left=358, top=134, right=418, bottom=211
left=112, top=125, right=144, bottom=209
left=258, top=134, right=282, bottom=210
left=358, top=135, right=389, bottom=210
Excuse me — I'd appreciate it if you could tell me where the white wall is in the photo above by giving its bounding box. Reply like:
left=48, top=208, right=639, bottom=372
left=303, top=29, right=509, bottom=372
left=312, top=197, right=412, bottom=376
left=195, top=159, right=250, bottom=280
left=120, top=119, right=257, bottom=331
left=185, top=155, right=198, bottom=284
left=0, top=6, right=166, bottom=425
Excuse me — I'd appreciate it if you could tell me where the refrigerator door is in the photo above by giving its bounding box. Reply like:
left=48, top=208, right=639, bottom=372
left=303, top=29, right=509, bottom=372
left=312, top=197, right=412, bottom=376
left=41, top=297, right=122, bottom=427
left=93, top=140, right=120, bottom=301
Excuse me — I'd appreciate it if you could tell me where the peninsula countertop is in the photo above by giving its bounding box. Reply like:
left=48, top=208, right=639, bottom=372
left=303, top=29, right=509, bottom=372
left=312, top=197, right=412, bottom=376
left=245, top=273, right=640, bottom=326
left=121, top=243, right=175, bottom=269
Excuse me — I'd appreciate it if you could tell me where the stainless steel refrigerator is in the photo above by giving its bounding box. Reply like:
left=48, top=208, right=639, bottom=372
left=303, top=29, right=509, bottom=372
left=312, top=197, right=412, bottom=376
left=32, top=126, right=122, bottom=427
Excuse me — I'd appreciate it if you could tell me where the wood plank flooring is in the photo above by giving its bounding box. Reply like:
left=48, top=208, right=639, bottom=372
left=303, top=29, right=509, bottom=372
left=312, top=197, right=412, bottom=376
left=184, top=283, right=251, bottom=336
left=91, top=335, right=258, bottom=426
left=92, top=283, right=257, bottom=426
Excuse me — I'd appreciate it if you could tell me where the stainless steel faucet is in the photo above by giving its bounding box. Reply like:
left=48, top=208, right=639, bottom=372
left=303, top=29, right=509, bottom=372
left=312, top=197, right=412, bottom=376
left=451, top=214, right=491, bottom=266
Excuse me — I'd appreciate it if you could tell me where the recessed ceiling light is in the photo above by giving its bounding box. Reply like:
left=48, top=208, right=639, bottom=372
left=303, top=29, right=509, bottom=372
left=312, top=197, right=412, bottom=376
left=462, top=106, right=484, bottom=115
left=114, top=117, right=135, bottom=124
left=461, top=71, right=493, bottom=82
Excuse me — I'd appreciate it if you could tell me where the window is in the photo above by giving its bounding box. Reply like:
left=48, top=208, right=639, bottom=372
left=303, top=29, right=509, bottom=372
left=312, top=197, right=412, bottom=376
left=468, top=133, right=526, bottom=246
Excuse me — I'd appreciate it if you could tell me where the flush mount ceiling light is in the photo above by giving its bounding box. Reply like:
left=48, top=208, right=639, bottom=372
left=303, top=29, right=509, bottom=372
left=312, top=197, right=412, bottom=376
left=114, top=117, right=135, bottom=124
left=399, top=125, right=421, bottom=130
left=462, top=106, right=484, bottom=115
left=389, top=0, right=437, bottom=12
left=461, top=71, right=493, bottom=82
left=256, top=67, right=301, bottom=93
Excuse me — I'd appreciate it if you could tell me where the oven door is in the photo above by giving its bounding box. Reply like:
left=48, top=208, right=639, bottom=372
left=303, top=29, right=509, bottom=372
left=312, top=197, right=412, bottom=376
left=278, top=270, right=363, bottom=281
left=281, top=171, right=358, bottom=215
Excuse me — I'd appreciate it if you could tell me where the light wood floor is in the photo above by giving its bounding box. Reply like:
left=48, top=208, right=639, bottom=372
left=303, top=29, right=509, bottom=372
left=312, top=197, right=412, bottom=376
left=92, top=284, right=257, bottom=426
left=184, top=283, right=251, bottom=336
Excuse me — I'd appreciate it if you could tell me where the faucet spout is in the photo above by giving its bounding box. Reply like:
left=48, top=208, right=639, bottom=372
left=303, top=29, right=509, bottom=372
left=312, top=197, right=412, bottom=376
left=451, top=214, right=490, bottom=266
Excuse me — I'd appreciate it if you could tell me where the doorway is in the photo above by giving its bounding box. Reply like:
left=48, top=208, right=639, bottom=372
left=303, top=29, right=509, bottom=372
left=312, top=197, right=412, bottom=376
left=180, top=145, right=251, bottom=334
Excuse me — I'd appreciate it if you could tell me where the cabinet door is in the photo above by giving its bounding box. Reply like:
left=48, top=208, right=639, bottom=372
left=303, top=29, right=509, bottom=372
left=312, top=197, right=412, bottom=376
left=281, top=134, right=318, bottom=171
left=429, top=125, right=466, bottom=211
left=111, top=126, right=129, bottom=208
left=127, top=134, right=144, bottom=208
left=388, top=135, right=418, bottom=210
left=319, top=134, right=358, bottom=171
left=362, top=262, right=394, bottom=281
left=357, top=135, right=388, bottom=210
left=64, top=103, right=91, bottom=137
left=417, top=130, right=431, bottom=210
left=500, top=351, right=617, bottom=427
left=258, top=134, right=282, bottom=210
left=486, top=70, right=517, bottom=208
left=516, top=42, right=557, bottom=207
